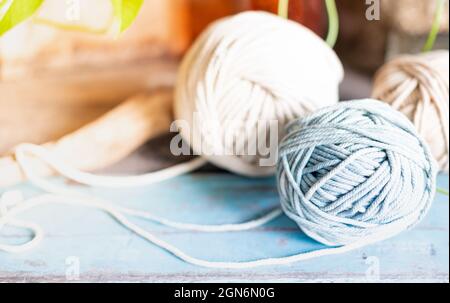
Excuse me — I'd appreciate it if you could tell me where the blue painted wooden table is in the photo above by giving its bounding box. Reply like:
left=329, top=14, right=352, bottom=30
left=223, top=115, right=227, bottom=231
left=0, top=170, right=448, bottom=283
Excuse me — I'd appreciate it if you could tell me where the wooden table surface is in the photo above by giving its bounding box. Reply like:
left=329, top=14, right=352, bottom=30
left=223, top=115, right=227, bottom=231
left=0, top=140, right=448, bottom=282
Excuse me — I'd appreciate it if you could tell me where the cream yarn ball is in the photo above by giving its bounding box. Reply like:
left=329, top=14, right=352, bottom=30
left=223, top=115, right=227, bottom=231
left=373, top=50, right=449, bottom=172
left=175, top=12, right=343, bottom=176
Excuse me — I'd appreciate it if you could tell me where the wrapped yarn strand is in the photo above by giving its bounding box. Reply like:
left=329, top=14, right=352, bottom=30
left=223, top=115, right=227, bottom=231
left=278, top=99, right=437, bottom=246
left=175, top=11, right=343, bottom=177
left=373, top=50, right=449, bottom=172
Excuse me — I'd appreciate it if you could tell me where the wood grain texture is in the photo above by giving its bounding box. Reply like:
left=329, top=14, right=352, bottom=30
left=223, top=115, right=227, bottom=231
left=0, top=60, right=177, bottom=154
left=0, top=0, right=191, bottom=80
left=0, top=169, right=447, bottom=283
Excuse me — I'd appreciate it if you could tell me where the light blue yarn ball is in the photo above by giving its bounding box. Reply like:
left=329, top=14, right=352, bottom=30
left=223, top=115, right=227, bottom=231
left=277, top=99, right=437, bottom=246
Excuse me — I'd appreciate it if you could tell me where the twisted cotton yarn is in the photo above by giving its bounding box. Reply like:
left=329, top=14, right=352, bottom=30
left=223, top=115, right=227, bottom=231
left=372, top=50, right=449, bottom=172
left=278, top=99, right=437, bottom=246
left=175, top=11, right=343, bottom=176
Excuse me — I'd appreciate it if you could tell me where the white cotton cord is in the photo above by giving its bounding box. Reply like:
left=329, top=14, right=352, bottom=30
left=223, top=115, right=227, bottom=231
left=117, top=206, right=283, bottom=233
left=0, top=193, right=282, bottom=255
left=0, top=191, right=403, bottom=269
left=95, top=205, right=405, bottom=269
left=0, top=218, right=44, bottom=254
left=0, top=192, right=45, bottom=253
left=2, top=140, right=410, bottom=269
left=15, top=144, right=208, bottom=188
left=12, top=143, right=283, bottom=233
left=1, top=141, right=380, bottom=269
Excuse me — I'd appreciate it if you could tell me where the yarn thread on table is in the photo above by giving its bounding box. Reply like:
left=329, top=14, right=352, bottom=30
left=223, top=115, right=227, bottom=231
left=1, top=99, right=437, bottom=269
left=278, top=99, right=437, bottom=246
left=373, top=50, right=449, bottom=173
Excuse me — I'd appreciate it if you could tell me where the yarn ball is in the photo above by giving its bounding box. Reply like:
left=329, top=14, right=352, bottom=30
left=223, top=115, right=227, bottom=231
left=372, top=50, right=449, bottom=173
left=175, top=11, right=343, bottom=176
left=277, top=99, right=437, bottom=246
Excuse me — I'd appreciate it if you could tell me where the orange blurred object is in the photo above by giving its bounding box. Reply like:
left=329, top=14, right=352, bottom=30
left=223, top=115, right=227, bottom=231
left=189, top=0, right=325, bottom=38
left=251, top=0, right=324, bottom=35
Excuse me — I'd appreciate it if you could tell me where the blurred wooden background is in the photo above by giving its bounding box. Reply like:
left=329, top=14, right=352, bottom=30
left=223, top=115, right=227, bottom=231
left=0, top=0, right=448, bottom=157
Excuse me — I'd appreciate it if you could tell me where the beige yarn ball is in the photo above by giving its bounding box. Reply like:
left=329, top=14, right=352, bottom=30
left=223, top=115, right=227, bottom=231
left=373, top=50, right=449, bottom=172
left=175, top=12, right=343, bottom=176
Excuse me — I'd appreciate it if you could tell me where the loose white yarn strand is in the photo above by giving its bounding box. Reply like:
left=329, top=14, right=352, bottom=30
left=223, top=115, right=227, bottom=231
left=1, top=191, right=397, bottom=268
left=0, top=143, right=386, bottom=269
left=15, top=144, right=208, bottom=188
left=12, top=143, right=283, bottom=233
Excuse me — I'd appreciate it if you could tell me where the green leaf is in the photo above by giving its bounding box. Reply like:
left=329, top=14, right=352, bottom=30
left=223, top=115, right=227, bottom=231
left=423, top=0, right=446, bottom=52
left=325, top=0, right=339, bottom=48
left=278, top=0, right=289, bottom=19
left=111, top=0, right=143, bottom=33
left=0, top=0, right=10, bottom=11
left=0, top=0, right=44, bottom=36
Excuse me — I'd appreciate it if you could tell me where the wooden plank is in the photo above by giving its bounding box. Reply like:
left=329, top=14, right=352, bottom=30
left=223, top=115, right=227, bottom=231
left=0, top=0, right=190, bottom=80
left=0, top=60, right=177, bottom=154
left=0, top=172, right=448, bottom=283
